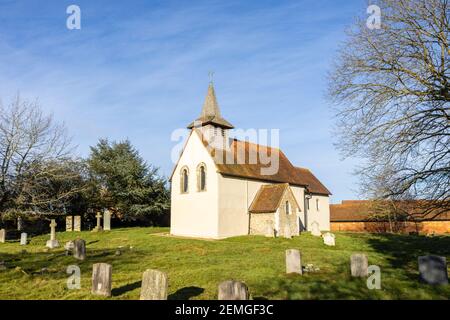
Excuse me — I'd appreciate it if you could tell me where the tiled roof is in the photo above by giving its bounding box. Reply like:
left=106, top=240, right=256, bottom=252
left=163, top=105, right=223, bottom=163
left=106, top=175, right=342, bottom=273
left=330, top=200, right=450, bottom=222
left=249, top=184, right=289, bottom=213
left=204, top=137, right=331, bottom=195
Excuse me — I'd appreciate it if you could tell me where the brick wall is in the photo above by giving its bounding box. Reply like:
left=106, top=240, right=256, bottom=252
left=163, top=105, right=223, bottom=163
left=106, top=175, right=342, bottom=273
left=331, top=221, right=450, bottom=234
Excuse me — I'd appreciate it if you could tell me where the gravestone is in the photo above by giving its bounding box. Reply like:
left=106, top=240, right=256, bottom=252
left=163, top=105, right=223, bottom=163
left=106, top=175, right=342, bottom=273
left=311, top=221, right=321, bottom=237
left=218, top=280, right=249, bottom=300
left=140, top=269, right=168, bottom=300
left=46, top=219, right=60, bottom=249
left=286, top=249, right=302, bottom=275
left=0, top=229, right=5, bottom=243
left=93, top=212, right=103, bottom=232
left=92, top=263, right=112, bottom=297
left=323, top=232, right=336, bottom=246
left=66, top=216, right=73, bottom=232
left=73, top=239, right=86, bottom=260
left=265, top=224, right=275, bottom=238
left=418, top=256, right=448, bottom=285
left=103, top=210, right=111, bottom=231
left=283, top=224, right=292, bottom=239
left=20, top=233, right=27, bottom=246
left=64, top=241, right=75, bottom=253
left=17, top=217, right=23, bottom=231
left=73, top=216, right=81, bottom=231
left=351, top=254, right=368, bottom=277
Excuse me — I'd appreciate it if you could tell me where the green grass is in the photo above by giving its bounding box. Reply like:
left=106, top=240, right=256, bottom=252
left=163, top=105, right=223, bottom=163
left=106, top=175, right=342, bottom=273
left=0, top=228, right=449, bottom=300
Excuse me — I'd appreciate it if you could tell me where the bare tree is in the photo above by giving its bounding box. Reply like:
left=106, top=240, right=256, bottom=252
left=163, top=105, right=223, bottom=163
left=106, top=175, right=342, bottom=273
left=329, top=0, right=450, bottom=218
left=0, top=94, right=79, bottom=215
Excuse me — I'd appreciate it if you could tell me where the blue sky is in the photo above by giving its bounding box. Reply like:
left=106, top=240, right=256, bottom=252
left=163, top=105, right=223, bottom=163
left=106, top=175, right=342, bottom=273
left=0, top=0, right=368, bottom=203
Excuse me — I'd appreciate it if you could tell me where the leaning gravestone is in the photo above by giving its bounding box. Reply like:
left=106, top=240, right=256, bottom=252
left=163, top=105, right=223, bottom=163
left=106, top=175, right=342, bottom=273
left=283, top=224, right=292, bottom=239
left=73, top=216, right=81, bottom=231
left=46, top=220, right=60, bottom=249
left=92, top=263, right=112, bottom=297
left=73, top=239, right=86, bottom=260
left=311, top=221, right=321, bottom=237
left=0, top=229, right=5, bottom=243
left=323, top=232, right=336, bottom=246
left=103, top=210, right=111, bottom=231
left=418, top=256, right=448, bottom=285
left=351, top=254, right=368, bottom=277
left=218, top=280, right=249, bottom=300
left=286, top=249, right=302, bottom=275
left=20, top=233, right=27, bottom=246
left=66, top=216, right=73, bottom=232
left=140, top=269, right=168, bottom=300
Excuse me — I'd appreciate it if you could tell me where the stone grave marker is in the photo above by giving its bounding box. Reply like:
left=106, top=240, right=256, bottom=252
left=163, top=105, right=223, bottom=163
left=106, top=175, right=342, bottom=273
left=93, top=212, right=103, bottom=232
left=73, top=239, right=86, bottom=260
left=140, top=269, right=169, bottom=300
left=20, top=233, right=27, bottom=246
left=103, top=210, right=111, bottom=231
left=286, top=249, right=302, bottom=275
left=73, top=216, right=81, bottom=231
left=92, top=263, right=112, bottom=297
left=218, top=280, right=249, bottom=300
left=0, top=229, right=5, bottom=243
left=418, top=255, right=448, bottom=285
left=66, top=216, right=73, bottom=232
left=351, top=253, right=368, bottom=277
left=265, top=224, right=275, bottom=238
left=46, top=219, right=60, bottom=249
left=323, top=232, right=336, bottom=246
left=17, top=217, right=23, bottom=231
left=311, top=221, right=321, bottom=237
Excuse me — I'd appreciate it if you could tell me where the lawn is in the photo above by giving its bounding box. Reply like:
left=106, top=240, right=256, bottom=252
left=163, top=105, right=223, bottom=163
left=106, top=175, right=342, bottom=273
left=0, top=228, right=449, bottom=300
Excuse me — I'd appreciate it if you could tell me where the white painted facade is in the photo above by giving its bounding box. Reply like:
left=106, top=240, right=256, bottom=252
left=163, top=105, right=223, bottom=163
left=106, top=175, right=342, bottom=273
left=170, top=130, right=331, bottom=239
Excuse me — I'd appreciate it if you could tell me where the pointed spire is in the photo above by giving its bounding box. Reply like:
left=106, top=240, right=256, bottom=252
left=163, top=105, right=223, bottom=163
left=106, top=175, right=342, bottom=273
left=201, top=83, right=221, bottom=119
left=187, top=83, right=234, bottom=129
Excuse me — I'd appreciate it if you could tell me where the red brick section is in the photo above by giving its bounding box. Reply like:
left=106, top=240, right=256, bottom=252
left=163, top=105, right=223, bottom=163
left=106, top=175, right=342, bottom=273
left=330, top=200, right=450, bottom=234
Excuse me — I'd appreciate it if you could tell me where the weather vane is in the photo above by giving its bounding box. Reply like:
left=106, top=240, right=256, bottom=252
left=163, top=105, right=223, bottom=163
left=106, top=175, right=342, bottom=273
left=208, top=71, right=215, bottom=84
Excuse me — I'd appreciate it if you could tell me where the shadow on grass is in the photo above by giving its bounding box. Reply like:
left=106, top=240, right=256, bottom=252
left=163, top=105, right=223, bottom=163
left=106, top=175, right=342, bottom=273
left=168, top=286, right=205, bottom=300
left=366, top=234, right=450, bottom=279
left=112, top=281, right=142, bottom=297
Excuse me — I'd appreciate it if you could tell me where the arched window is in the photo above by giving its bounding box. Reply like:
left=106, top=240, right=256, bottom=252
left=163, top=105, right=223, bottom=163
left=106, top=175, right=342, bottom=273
left=180, top=167, right=189, bottom=193
left=316, top=198, right=320, bottom=211
left=197, top=163, right=207, bottom=191
left=285, top=201, right=290, bottom=215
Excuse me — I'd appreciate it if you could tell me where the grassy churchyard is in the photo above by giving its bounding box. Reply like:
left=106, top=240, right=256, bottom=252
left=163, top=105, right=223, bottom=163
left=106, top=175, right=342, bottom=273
left=0, top=228, right=449, bottom=300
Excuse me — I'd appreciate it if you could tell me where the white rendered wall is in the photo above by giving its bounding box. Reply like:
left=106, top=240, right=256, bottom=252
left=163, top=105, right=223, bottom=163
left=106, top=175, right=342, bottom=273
left=170, top=131, right=220, bottom=238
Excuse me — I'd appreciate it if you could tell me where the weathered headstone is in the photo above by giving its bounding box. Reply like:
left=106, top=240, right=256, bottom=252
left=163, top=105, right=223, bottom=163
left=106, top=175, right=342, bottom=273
left=351, top=254, right=368, bottom=277
left=103, top=210, right=111, bottom=231
left=73, top=239, right=86, bottom=260
left=92, top=263, right=112, bottom=297
left=93, top=212, right=103, bottom=232
left=0, top=229, right=5, bottom=243
left=140, top=269, right=168, bottom=300
left=283, top=224, right=292, bottom=239
left=286, top=249, right=302, bottom=275
left=20, top=233, right=27, bottom=246
left=73, top=216, right=81, bottom=231
left=311, top=221, right=321, bottom=237
left=64, top=241, right=75, bottom=253
left=17, top=217, right=23, bottom=231
left=418, top=256, right=448, bottom=285
left=265, top=224, right=274, bottom=238
left=46, top=219, right=60, bottom=249
left=218, top=280, right=249, bottom=300
left=66, top=216, right=73, bottom=232
left=323, top=232, right=336, bottom=246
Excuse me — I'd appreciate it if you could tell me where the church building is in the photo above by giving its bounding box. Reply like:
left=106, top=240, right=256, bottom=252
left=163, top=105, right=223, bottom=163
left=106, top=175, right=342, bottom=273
left=170, top=83, right=331, bottom=239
